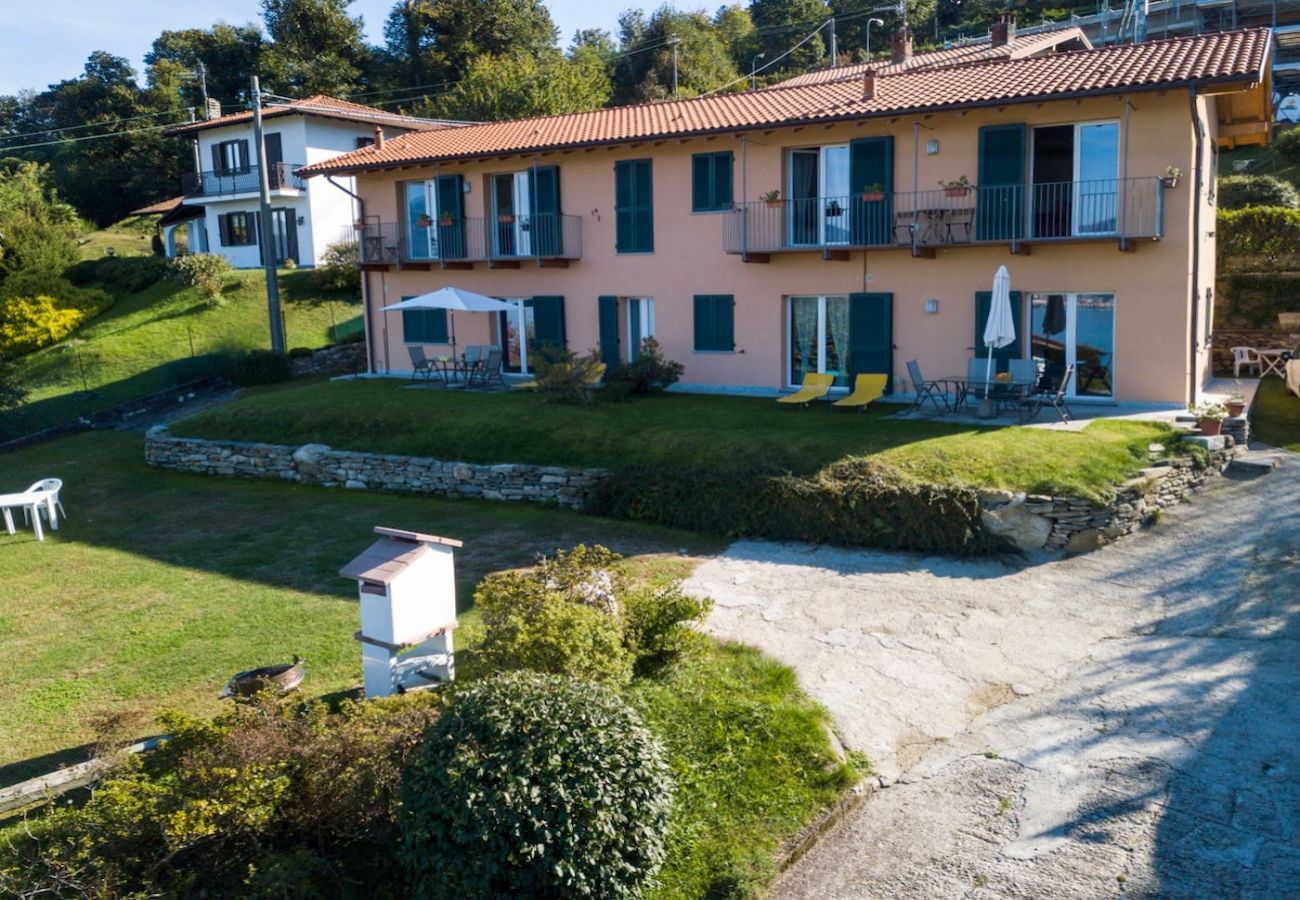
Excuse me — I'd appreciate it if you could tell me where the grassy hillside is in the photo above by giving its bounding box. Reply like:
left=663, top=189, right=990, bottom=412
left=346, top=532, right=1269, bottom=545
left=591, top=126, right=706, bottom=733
left=2, top=223, right=362, bottom=438
left=1220, top=129, right=1300, bottom=189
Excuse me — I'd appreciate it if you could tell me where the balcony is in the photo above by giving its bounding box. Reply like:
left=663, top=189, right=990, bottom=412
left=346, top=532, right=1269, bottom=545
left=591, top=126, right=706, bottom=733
left=181, top=163, right=304, bottom=199
left=347, top=213, right=583, bottom=270
left=723, top=178, right=1166, bottom=261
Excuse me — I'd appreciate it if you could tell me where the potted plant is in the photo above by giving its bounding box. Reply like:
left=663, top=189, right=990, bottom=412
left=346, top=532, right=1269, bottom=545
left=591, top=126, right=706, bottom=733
left=1191, top=400, right=1228, bottom=436
left=438, top=210, right=456, bottom=227
left=861, top=182, right=885, bottom=202
left=1161, top=166, right=1182, bottom=189
left=1226, top=391, right=1246, bottom=418
left=760, top=189, right=784, bottom=208
left=497, top=212, right=515, bottom=223
left=939, top=175, right=972, bottom=198
left=825, top=199, right=844, bottom=217
left=416, top=213, right=434, bottom=228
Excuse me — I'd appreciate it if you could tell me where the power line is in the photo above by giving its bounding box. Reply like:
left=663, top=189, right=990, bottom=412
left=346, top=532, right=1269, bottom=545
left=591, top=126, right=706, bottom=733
left=0, top=122, right=175, bottom=151
left=0, top=108, right=186, bottom=146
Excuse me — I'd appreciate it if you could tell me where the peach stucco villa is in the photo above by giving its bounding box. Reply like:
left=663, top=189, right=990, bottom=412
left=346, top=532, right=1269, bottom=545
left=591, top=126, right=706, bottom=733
left=299, top=20, right=1274, bottom=407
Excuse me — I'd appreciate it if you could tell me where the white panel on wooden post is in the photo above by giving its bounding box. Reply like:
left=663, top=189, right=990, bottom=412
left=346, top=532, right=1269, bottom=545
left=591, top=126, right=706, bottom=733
left=339, top=526, right=462, bottom=698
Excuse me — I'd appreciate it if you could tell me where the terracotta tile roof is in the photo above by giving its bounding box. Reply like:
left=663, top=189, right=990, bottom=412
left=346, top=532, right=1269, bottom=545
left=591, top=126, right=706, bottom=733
left=300, top=29, right=1271, bottom=177
left=775, top=27, right=1092, bottom=88
left=129, top=195, right=187, bottom=216
left=164, top=94, right=464, bottom=137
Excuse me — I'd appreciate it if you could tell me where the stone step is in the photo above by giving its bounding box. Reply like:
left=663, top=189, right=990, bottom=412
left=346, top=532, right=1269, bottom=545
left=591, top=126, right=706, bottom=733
left=1227, top=453, right=1282, bottom=478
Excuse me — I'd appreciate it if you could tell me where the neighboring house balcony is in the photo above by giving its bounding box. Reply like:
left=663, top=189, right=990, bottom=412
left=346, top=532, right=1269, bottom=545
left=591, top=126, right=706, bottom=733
left=350, top=213, right=583, bottom=270
left=181, top=163, right=305, bottom=200
left=723, top=177, right=1166, bottom=261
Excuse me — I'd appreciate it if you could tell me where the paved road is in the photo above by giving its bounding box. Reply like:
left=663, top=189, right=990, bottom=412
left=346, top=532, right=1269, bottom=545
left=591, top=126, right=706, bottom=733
left=686, top=456, right=1300, bottom=898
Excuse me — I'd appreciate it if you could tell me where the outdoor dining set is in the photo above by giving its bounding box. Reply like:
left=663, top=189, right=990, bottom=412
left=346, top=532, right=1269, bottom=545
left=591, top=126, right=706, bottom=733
left=904, top=358, right=1075, bottom=424
left=407, top=344, right=507, bottom=389
left=0, top=478, right=65, bottom=542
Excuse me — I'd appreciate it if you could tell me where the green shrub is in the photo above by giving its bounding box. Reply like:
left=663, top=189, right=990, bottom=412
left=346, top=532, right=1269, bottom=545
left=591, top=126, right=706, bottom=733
left=0, top=349, right=27, bottom=409
left=228, top=349, right=293, bottom=387
left=0, top=295, right=89, bottom=354
left=93, top=255, right=169, bottom=292
left=1217, top=174, right=1299, bottom=210
left=1218, top=272, right=1300, bottom=327
left=603, top=338, right=683, bottom=400
left=532, top=347, right=605, bottom=404
left=168, top=252, right=233, bottom=305
left=398, top=672, right=673, bottom=899
left=287, top=346, right=315, bottom=359
left=1274, top=125, right=1300, bottom=166
left=1216, top=206, right=1300, bottom=262
left=313, top=240, right=361, bottom=294
left=63, top=257, right=102, bottom=286
left=623, top=584, right=711, bottom=660
left=591, top=458, right=1004, bottom=555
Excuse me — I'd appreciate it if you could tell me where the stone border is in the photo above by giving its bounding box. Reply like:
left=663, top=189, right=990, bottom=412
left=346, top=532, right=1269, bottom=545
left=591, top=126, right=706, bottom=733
left=145, top=428, right=604, bottom=510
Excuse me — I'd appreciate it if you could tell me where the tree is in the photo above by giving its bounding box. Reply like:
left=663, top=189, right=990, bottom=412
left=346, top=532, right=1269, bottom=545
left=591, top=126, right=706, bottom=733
left=261, top=0, right=370, bottom=96
left=831, top=0, right=937, bottom=61
left=713, top=4, right=757, bottom=71
left=145, top=23, right=266, bottom=109
left=612, top=5, right=741, bottom=104
left=749, top=0, right=829, bottom=74
left=0, top=161, right=80, bottom=284
left=429, top=51, right=609, bottom=122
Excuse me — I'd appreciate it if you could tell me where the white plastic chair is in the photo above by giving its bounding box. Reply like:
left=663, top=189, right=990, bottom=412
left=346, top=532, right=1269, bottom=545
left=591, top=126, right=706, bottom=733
left=1231, top=346, right=1260, bottom=377
left=22, top=478, right=64, bottom=530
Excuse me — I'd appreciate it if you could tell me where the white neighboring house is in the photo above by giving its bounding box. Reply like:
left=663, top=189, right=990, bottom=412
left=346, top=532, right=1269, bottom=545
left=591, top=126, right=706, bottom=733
left=158, top=95, right=459, bottom=269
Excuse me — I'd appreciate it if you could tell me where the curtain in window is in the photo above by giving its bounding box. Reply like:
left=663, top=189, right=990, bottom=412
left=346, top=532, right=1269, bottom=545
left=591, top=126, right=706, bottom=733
left=826, top=297, right=850, bottom=385
left=792, top=297, right=817, bottom=383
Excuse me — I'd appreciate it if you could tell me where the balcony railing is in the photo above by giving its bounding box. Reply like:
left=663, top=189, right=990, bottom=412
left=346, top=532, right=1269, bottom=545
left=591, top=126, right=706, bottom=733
left=347, top=213, right=583, bottom=266
left=181, top=162, right=304, bottom=198
left=723, top=178, right=1165, bottom=256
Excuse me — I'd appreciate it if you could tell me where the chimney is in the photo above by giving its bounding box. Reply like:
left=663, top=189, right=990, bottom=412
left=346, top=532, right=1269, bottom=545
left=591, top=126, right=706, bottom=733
left=374, top=126, right=385, bottom=151
left=862, top=68, right=877, bottom=102
left=890, top=27, right=913, bottom=66
left=991, top=12, right=1017, bottom=48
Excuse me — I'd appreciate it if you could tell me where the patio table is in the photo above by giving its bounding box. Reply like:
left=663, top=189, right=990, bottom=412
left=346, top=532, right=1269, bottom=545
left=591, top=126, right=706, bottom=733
left=431, top=358, right=468, bottom=387
left=0, top=491, right=49, bottom=541
left=940, top=377, right=1036, bottom=416
left=1256, top=348, right=1292, bottom=379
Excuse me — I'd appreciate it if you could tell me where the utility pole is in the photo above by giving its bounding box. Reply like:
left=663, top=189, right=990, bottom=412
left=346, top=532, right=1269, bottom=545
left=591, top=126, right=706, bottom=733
left=188, top=108, right=201, bottom=176
left=670, top=35, right=680, bottom=99
left=829, top=17, right=837, bottom=68
left=250, top=75, right=285, bottom=353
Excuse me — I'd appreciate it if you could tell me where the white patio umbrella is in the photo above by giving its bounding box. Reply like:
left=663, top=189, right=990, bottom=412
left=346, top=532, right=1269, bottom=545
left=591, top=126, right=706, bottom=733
left=982, top=265, right=1017, bottom=398
left=380, top=287, right=517, bottom=359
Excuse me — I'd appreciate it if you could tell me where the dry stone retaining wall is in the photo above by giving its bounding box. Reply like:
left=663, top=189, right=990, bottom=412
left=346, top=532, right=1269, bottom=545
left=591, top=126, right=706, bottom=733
left=144, top=428, right=603, bottom=509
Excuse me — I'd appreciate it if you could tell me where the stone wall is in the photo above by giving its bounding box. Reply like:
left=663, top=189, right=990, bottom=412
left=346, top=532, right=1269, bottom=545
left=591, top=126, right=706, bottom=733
left=290, top=342, right=367, bottom=378
left=980, top=440, right=1240, bottom=554
left=145, top=429, right=603, bottom=509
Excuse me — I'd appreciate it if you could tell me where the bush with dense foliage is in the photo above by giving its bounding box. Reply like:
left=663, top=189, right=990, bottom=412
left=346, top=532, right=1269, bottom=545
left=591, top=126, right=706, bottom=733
left=474, top=544, right=710, bottom=684
left=313, top=240, right=361, bottom=294
left=168, top=252, right=234, bottom=305
left=228, top=349, right=293, bottom=387
left=0, top=161, right=81, bottom=288
left=1216, top=272, right=1300, bottom=327
left=0, top=693, right=442, bottom=898
left=92, top=255, right=170, bottom=292
left=591, top=457, right=1005, bottom=555
left=532, top=347, right=606, bottom=404
left=1216, top=206, right=1300, bottom=263
left=398, top=671, right=673, bottom=899
left=1274, top=125, right=1300, bottom=167
left=0, top=295, right=90, bottom=355
left=603, top=338, right=684, bottom=400
left=1217, top=174, right=1300, bottom=210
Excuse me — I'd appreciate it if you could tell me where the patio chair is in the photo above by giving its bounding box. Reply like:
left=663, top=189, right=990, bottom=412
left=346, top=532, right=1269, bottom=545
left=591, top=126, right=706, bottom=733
left=22, top=478, right=64, bottom=530
left=832, top=374, right=888, bottom=411
left=906, top=360, right=950, bottom=413
left=1230, top=346, right=1260, bottom=377
left=960, top=357, right=990, bottom=409
left=777, top=372, right=834, bottom=408
left=468, top=347, right=507, bottom=390
left=407, top=346, right=435, bottom=381
left=1017, top=364, right=1075, bottom=424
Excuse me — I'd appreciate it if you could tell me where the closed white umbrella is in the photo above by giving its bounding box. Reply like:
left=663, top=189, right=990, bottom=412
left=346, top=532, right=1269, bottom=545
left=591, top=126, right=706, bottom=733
left=983, top=265, right=1016, bottom=398
left=380, top=287, right=516, bottom=358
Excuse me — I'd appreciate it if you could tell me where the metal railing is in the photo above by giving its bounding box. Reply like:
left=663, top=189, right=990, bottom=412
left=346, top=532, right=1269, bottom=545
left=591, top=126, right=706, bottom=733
left=723, top=178, right=1165, bottom=255
left=348, top=214, right=583, bottom=266
left=181, top=162, right=304, bottom=198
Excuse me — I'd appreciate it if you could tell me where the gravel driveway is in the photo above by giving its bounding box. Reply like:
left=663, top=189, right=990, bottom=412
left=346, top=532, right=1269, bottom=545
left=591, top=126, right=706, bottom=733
left=685, top=455, right=1300, bottom=898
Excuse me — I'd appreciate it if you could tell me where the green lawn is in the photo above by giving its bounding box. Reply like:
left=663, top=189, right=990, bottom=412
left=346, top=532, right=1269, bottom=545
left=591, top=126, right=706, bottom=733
left=1252, top=376, right=1300, bottom=451
left=174, top=379, right=1177, bottom=502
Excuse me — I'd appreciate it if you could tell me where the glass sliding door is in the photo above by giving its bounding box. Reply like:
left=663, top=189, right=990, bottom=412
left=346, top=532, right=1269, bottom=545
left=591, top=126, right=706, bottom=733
left=1074, top=123, right=1119, bottom=235
left=404, top=181, right=437, bottom=260
left=789, top=150, right=819, bottom=246
left=1030, top=122, right=1119, bottom=238
left=787, top=146, right=849, bottom=247
left=1030, top=292, right=1115, bottom=398
left=821, top=145, right=850, bottom=245
left=788, top=295, right=849, bottom=387
left=627, top=298, right=655, bottom=360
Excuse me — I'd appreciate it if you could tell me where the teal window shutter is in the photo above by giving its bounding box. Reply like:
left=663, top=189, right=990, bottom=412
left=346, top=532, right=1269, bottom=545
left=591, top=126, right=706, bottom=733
left=598, top=296, right=620, bottom=370
left=615, top=159, right=653, bottom=252
left=973, top=290, right=1023, bottom=372
left=849, top=137, right=893, bottom=245
left=848, top=293, right=893, bottom=390
left=691, top=152, right=733, bottom=212
left=976, top=124, right=1027, bottom=241
left=402, top=297, right=448, bottom=343
left=527, top=296, right=566, bottom=356
left=693, top=295, right=734, bottom=351
left=528, top=165, right=562, bottom=256
left=435, top=174, right=465, bottom=259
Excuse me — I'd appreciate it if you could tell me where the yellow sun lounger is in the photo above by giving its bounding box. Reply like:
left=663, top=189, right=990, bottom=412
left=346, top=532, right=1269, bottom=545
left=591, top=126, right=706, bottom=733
left=777, top=372, right=835, bottom=407
left=832, top=373, right=888, bottom=411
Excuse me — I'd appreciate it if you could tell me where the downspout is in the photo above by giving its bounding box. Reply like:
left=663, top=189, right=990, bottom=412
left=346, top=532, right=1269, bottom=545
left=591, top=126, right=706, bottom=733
left=324, top=173, right=375, bottom=375
left=1187, top=86, right=1204, bottom=408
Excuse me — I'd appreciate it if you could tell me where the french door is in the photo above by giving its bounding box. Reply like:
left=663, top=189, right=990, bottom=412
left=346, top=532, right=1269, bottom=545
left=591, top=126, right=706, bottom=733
left=404, top=181, right=438, bottom=259
left=627, top=298, right=655, bottom=360
left=492, top=172, right=531, bottom=257
left=788, top=295, right=849, bottom=387
left=1029, top=292, right=1116, bottom=398
left=1031, top=122, right=1119, bottom=238
left=788, top=146, right=851, bottom=247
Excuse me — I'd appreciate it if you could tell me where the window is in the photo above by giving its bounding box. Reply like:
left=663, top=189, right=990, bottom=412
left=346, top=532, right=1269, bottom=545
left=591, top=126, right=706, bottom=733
left=212, top=139, right=250, bottom=175
left=788, top=295, right=850, bottom=387
left=691, top=151, right=733, bottom=212
left=1029, top=121, right=1119, bottom=237
left=402, top=299, right=449, bottom=344
left=1028, top=292, right=1115, bottom=398
left=787, top=145, right=850, bottom=245
left=693, top=294, right=734, bottom=351
left=217, top=211, right=257, bottom=246
left=615, top=159, right=653, bottom=253
left=627, top=298, right=655, bottom=359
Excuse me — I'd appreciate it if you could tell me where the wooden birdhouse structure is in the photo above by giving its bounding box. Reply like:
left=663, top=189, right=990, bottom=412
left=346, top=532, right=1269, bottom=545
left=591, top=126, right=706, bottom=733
left=339, top=526, right=461, bottom=697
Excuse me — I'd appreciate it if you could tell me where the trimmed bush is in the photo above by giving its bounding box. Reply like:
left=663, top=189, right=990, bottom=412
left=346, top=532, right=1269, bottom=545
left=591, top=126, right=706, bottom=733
left=1274, top=125, right=1300, bottom=166
left=623, top=583, right=710, bottom=660
left=312, top=240, right=360, bottom=294
left=0, top=295, right=88, bottom=354
left=287, top=346, right=315, bottom=359
left=603, top=338, right=683, bottom=400
left=1216, top=206, right=1300, bottom=263
left=93, top=255, right=170, bottom=293
left=398, top=672, right=673, bottom=899
left=228, top=349, right=293, bottom=387
left=168, top=253, right=233, bottom=305
left=1217, top=174, right=1299, bottom=210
